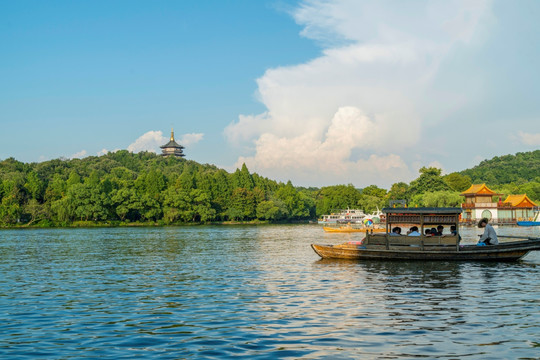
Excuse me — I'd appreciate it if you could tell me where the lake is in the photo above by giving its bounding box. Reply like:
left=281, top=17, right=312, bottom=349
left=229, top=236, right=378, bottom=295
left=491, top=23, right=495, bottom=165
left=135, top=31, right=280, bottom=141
left=1, top=225, right=539, bottom=359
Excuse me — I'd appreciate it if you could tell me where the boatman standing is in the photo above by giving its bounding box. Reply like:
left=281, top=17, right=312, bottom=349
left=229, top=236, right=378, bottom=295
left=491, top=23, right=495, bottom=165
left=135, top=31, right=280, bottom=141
left=477, top=218, right=498, bottom=245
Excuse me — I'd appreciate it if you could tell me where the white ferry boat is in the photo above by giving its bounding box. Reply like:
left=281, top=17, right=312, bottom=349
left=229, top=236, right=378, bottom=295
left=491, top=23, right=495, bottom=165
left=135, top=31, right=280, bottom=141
left=318, top=208, right=385, bottom=224
left=318, top=209, right=367, bottom=224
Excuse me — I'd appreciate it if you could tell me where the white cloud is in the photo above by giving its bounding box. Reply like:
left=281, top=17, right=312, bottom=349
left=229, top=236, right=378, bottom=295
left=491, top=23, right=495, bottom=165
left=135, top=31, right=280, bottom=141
left=180, top=133, right=204, bottom=147
left=127, top=131, right=167, bottom=153
left=517, top=131, right=540, bottom=146
left=226, top=0, right=492, bottom=187
left=70, top=150, right=87, bottom=159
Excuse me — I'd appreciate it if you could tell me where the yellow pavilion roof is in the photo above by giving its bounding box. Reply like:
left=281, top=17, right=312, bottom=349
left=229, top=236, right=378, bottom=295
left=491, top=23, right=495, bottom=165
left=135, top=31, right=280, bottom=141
left=503, top=194, right=537, bottom=208
left=460, top=183, right=501, bottom=196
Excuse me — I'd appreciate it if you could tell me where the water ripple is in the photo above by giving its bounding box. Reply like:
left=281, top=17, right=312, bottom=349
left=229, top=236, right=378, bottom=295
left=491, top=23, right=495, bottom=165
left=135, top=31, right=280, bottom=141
left=0, top=225, right=539, bottom=359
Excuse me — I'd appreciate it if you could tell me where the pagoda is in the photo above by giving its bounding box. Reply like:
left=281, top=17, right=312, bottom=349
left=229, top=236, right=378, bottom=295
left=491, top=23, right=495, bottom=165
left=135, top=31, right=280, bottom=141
left=460, top=183, right=502, bottom=223
left=160, top=128, right=185, bottom=157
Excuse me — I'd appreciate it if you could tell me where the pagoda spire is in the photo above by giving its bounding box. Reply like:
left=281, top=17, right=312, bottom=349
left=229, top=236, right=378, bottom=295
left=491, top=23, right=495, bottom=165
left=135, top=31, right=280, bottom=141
left=170, top=127, right=175, bottom=141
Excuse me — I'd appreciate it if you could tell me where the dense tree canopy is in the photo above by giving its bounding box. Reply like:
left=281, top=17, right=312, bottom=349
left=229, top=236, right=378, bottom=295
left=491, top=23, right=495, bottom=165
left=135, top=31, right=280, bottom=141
left=1, top=150, right=538, bottom=227
left=0, top=152, right=312, bottom=226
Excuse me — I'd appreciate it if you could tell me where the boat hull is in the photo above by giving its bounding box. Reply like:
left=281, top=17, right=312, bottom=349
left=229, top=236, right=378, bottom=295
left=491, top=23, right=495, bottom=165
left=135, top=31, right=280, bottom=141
left=517, top=221, right=540, bottom=226
left=311, top=240, right=540, bottom=261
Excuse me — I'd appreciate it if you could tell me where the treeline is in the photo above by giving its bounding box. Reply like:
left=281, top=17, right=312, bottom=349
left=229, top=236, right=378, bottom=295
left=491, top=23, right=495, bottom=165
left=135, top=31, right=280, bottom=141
left=1, top=150, right=539, bottom=227
left=460, top=150, right=540, bottom=185
left=0, top=151, right=315, bottom=226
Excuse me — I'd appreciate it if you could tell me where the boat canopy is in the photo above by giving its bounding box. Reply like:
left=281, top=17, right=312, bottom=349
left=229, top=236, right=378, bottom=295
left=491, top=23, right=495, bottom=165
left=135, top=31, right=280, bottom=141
left=382, top=207, right=462, bottom=226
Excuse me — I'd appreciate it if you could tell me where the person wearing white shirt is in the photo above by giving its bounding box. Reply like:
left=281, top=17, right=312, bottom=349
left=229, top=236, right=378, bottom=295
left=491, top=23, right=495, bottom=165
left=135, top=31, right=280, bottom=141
left=478, top=218, right=498, bottom=245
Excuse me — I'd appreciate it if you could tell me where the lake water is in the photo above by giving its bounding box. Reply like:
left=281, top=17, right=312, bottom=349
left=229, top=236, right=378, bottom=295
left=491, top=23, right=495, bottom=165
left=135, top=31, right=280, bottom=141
left=1, top=225, right=539, bottom=359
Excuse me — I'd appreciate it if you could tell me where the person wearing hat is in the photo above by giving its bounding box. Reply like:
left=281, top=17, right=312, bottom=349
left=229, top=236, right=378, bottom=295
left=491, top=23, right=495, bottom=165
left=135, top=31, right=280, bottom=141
left=477, top=218, right=498, bottom=245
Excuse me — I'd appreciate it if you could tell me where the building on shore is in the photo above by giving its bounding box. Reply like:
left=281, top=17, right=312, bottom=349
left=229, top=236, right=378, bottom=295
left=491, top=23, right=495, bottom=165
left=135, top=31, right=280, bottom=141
left=499, top=194, right=538, bottom=222
left=460, top=183, right=538, bottom=224
left=160, top=128, right=185, bottom=158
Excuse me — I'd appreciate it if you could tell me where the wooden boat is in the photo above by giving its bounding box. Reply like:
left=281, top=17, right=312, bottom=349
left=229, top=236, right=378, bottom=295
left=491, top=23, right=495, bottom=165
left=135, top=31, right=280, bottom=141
left=312, top=207, right=540, bottom=261
left=323, top=225, right=385, bottom=233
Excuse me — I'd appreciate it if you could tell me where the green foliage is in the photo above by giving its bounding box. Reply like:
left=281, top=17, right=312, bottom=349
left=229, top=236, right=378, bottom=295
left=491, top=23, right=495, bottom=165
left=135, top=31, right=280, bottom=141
left=387, top=182, right=409, bottom=203
left=459, top=150, right=539, bottom=185
left=407, top=167, right=451, bottom=198
left=444, top=172, right=472, bottom=192
left=410, top=191, right=463, bottom=207
left=315, top=184, right=362, bottom=216
left=0, top=152, right=313, bottom=226
left=1, top=150, right=538, bottom=226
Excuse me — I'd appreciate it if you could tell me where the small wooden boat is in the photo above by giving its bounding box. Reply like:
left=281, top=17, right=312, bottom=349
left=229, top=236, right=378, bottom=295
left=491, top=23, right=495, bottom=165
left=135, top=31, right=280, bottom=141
left=312, top=207, right=540, bottom=261
left=323, top=225, right=386, bottom=233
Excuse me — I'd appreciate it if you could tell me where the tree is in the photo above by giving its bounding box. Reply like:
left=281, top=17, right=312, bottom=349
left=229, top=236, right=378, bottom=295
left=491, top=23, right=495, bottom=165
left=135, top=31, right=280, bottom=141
left=407, top=167, right=451, bottom=197
left=111, top=187, right=141, bottom=221
left=420, top=191, right=462, bottom=207
left=25, top=171, right=45, bottom=201
left=0, top=196, right=21, bottom=224
left=444, top=172, right=472, bottom=192
left=315, top=184, right=361, bottom=216
left=66, top=170, right=81, bottom=188
left=387, top=182, right=409, bottom=203
left=275, top=181, right=310, bottom=219
left=229, top=188, right=256, bottom=220
left=361, top=185, right=387, bottom=198
left=256, top=199, right=288, bottom=220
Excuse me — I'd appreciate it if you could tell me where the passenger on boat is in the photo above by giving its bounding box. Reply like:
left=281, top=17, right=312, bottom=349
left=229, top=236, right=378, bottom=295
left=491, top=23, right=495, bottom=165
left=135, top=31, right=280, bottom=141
left=436, top=225, right=444, bottom=236
left=407, top=226, right=420, bottom=236
left=450, top=225, right=462, bottom=243
left=425, top=229, right=431, bottom=236
left=390, top=227, right=402, bottom=236
left=430, top=227, right=438, bottom=236
left=477, top=218, right=498, bottom=245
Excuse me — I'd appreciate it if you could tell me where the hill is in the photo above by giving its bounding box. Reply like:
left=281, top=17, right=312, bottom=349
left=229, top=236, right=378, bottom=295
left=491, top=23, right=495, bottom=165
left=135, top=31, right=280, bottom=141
left=459, top=150, right=540, bottom=185
left=0, top=151, right=314, bottom=226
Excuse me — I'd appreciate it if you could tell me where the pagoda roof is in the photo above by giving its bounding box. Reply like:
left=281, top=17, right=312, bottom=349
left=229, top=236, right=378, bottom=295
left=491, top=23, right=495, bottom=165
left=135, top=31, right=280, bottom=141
left=460, top=183, right=502, bottom=196
left=160, top=139, right=184, bottom=149
left=503, top=194, right=537, bottom=208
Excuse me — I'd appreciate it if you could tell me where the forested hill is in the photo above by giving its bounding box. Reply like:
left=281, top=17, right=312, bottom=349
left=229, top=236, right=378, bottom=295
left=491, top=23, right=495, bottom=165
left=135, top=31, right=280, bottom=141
left=1, top=149, right=539, bottom=227
left=0, top=151, right=315, bottom=226
left=459, top=150, right=540, bottom=185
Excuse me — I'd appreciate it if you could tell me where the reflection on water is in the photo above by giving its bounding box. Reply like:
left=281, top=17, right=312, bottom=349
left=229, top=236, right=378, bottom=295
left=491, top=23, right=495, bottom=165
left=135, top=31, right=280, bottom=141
left=0, top=225, right=538, bottom=359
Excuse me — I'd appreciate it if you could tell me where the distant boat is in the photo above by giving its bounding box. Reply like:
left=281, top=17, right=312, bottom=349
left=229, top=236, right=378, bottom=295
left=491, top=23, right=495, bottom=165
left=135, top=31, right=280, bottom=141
left=323, top=224, right=386, bottom=233
left=318, top=208, right=384, bottom=224
left=517, top=212, right=540, bottom=226
left=318, top=209, right=367, bottom=224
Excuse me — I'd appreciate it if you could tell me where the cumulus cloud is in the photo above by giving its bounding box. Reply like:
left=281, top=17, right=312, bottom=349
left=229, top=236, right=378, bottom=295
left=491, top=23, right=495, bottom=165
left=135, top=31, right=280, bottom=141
left=225, top=0, right=492, bottom=187
left=70, top=150, right=87, bottom=159
left=517, top=131, right=540, bottom=146
left=180, top=133, right=204, bottom=147
left=127, top=131, right=167, bottom=153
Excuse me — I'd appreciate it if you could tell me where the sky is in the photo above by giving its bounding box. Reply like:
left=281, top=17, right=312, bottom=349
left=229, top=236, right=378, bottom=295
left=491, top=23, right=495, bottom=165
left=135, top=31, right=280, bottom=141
left=1, top=0, right=539, bottom=189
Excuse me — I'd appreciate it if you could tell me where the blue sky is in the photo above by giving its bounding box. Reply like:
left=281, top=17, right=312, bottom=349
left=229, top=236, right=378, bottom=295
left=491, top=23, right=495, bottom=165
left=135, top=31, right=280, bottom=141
left=1, top=0, right=539, bottom=188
